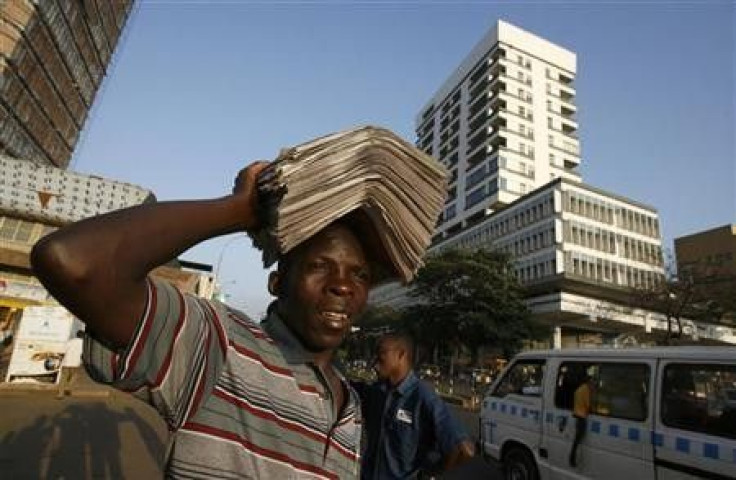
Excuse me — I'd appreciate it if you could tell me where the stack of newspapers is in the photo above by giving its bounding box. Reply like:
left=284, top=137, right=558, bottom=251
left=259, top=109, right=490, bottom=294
left=250, top=126, right=448, bottom=283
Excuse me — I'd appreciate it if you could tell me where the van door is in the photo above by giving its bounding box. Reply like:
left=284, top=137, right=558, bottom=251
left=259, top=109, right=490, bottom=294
left=541, top=359, right=655, bottom=479
left=654, top=361, right=736, bottom=480
left=481, top=359, right=545, bottom=467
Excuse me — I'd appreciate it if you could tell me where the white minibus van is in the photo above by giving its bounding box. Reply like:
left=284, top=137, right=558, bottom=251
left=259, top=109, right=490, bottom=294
left=479, top=347, right=736, bottom=480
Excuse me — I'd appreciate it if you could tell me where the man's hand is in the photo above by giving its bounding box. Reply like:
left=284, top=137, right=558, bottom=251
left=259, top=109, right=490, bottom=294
left=443, top=439, right=475, bottom=471
left=230, top=161, right=270, bottom=232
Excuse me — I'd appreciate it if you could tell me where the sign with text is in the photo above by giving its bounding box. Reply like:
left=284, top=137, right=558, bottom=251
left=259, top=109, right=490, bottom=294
left=5, top=306, right=75, bottom=383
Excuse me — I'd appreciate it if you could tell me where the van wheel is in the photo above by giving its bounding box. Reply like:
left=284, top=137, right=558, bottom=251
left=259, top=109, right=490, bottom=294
left=503, top=446, right=539, bottom=480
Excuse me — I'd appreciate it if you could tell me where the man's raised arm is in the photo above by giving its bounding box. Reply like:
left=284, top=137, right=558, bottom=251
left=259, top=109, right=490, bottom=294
left=30, top=162, right=268, bottom=350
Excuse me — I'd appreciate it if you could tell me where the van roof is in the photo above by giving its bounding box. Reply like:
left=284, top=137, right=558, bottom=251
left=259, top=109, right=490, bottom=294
left=513, top=346, right=736, bottom=361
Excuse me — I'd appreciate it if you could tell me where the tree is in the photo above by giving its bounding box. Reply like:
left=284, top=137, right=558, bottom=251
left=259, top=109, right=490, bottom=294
left=402, top=248, right=538, bottom=362
left=629, top=250, right=735, bottom=344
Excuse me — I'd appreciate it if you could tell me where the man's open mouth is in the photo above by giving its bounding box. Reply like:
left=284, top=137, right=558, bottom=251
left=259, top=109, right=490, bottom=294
left=321, top=311, right=349, bottom=329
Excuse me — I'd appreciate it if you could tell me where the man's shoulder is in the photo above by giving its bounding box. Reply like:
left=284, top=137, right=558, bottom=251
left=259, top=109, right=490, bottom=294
left=220, top=305, right=276, bottom=351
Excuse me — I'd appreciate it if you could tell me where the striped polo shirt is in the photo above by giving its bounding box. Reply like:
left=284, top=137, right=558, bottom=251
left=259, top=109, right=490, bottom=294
left=83, top=278, right=362, bottom=479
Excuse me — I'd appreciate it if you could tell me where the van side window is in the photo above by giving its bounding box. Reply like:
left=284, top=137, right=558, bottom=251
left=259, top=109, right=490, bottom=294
left=661, top=364, right=736, bottom=440
left=492, top=360, right=545, bottom=397
left=555, top=362, right=649, bottom=421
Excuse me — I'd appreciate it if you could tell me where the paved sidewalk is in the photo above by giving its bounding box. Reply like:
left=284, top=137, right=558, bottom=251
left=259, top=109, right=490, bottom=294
left=0, top=372, right=169, bottom=479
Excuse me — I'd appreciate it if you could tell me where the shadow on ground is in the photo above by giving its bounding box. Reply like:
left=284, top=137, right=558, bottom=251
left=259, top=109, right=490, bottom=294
left=0, top=401, right=166, bottom=479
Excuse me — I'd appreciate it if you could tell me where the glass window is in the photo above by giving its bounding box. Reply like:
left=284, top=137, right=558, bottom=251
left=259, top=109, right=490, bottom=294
left=493, top=360, right=545, bottom=397
left=555, top=361, right=650, bottom=421
left=662, top=363, right=736, bottom=440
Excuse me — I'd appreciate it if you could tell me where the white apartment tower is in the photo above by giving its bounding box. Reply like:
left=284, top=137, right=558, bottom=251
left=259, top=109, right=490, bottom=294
left=417, top=20, right=581, bottom=240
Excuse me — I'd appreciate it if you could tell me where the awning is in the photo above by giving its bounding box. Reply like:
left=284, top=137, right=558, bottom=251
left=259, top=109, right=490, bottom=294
left=0, top=296, right=44, bottom=310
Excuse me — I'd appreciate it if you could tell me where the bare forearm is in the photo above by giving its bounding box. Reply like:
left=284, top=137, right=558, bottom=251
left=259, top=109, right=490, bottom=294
left=31, top=196, right=247, bottom=347
left=443, top=440, right=475, bottom=471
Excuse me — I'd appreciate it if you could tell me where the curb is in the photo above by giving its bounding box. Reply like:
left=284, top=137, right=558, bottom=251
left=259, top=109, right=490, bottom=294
left=0, top=383, right=111, bottom=398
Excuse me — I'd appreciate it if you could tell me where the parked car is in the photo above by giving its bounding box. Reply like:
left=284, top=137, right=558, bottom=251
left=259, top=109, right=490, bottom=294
left=479, top=347, right=736, bottom=480
left=419, top=364, right=442, bottom=380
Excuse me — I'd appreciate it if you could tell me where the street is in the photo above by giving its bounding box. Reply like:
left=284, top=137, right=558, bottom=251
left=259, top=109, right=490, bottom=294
left=0, top=380, right=500, bottom=479
left=0, top=384, right=169, bottom=479
left=445, top=405, right=502, bottom=479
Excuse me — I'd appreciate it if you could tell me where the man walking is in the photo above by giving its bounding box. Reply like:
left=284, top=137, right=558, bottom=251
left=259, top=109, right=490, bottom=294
left=354, top=333, right=475, bottom=479
left=569, top=374, right=595, bottom=467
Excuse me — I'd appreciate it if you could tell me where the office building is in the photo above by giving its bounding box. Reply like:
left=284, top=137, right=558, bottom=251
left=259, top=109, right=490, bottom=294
left=370, top=20, right=736, bottom=346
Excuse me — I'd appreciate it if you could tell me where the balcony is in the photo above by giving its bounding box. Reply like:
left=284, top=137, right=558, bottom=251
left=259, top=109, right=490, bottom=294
left=558, top=71, right=574, bottom=86
left=549, top=140, right=579, bottom=157
left=561, top=122, right=577, bottom=137
left=439, top=137, right=459, bottom=159
left=469, top=78, right=490, bottom=104
left=469, top=93, right=489, bottom=118
left=469, top=58, right=490, bottom=86
left=548, top=107, right=578, bottom=129
left=466, top=128, right=488, bottom=155
left=468, top=112, right=490, bottom=139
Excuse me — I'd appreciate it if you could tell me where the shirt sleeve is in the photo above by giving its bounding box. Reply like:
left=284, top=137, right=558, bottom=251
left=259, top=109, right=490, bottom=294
left=426, top=389, right=471, bottom=455
left=82, top=277, right=230, bottom=430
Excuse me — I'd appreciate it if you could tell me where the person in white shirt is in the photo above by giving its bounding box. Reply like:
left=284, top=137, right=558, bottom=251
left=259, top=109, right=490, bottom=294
left=57, top=330, right=84, bottom=396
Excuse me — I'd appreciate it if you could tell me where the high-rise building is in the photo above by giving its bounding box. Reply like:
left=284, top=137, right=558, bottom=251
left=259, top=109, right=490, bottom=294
left=370, top=20, right=736, bottom=347
left=416, top=20, right=580, bottom=241
left=1, top=0, right=135, bottom=168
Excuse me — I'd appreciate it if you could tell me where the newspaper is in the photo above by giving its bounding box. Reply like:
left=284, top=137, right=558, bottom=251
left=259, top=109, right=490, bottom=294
left=249, top=125, right=448, bottom=283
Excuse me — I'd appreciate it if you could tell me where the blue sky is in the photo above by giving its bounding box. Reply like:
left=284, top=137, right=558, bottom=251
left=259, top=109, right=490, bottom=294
left=71, top=1, right=735, bottom=319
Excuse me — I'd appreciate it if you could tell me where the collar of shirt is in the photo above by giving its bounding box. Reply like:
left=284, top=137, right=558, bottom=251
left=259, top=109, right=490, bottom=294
left=260, top=310, right=349, bottom=372
left=381, top=371, right=420, bottom=396
left=261, top=311, right=316, bottom=365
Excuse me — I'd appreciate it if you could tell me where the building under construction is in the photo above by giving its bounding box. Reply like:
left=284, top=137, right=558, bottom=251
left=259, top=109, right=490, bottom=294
left=0, top=0, right=138, bottom=381
left=1, top=0, right=134, bottom=168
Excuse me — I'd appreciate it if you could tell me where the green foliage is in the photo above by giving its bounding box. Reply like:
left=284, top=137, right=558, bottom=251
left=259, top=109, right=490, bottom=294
left=403, top=248, right=537, bottom=359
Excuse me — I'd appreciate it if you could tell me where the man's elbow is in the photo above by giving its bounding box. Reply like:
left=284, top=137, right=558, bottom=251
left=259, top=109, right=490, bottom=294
left=31, top=234, right=94, bottom=291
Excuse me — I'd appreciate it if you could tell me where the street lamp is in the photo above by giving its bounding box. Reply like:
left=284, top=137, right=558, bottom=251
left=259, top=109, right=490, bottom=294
left=215, top=235, right=246, bottom=280
left=214, top=235, right=246, bottom=303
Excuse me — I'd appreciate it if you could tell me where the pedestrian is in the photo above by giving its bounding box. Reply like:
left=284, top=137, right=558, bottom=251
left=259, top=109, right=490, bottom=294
left=569, top=373, right=595, bottom=467
left=57, top=330, right=84, bottom=397
left=353, top=332, right=475, bottom=479
left=31, top=162, right=389, bottom=478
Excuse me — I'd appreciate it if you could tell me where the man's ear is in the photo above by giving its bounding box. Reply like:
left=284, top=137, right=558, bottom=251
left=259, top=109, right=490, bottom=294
left=397, top=347, right=407, bottom=362
left=268, top=271, right=281, bottom=297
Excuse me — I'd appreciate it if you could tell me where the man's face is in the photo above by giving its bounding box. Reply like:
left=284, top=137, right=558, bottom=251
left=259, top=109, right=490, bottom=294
left=373, top=338, right=402, bottom=381
left=277, top=224, right=371, bottom=352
